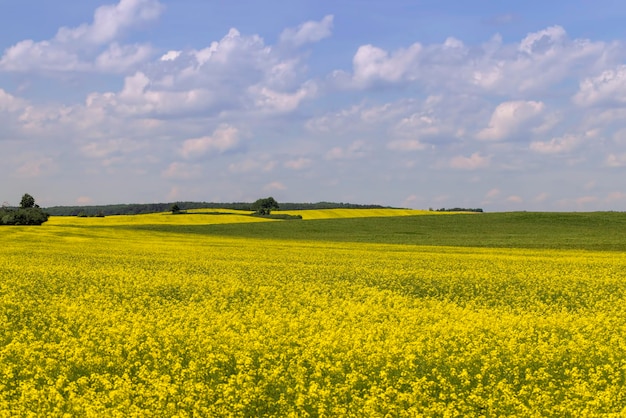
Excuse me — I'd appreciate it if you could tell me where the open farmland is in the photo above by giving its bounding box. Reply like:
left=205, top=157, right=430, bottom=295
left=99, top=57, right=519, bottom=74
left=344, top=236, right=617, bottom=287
left=2, top=210, right=626, bottom=416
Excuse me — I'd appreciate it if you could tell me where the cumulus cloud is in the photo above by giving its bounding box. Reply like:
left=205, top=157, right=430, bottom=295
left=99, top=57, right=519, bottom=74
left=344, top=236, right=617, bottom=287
left=280, top=15, right=334, bottom=47
left=530, top=134, right=580, bottom=154
left=325, top=141, right=370, bottom=160
left=607, top=191, right=626, bottom=202
left=229, top=158, right=276, bottom=173
left=518, top=26, right=566, bottom=55
left=87, top=71, right=217, bottom=116
left=81, top=26, right=316, bottom=118
left=332, top=25, right=620, bottom=96
left=263, top=181, right=287, bottom=192
left=573, top=65, right=626, bottom=107
left=0, top=0, right=162, bottom=73
left=387, top=139, right=427, bottom=151
left=477, top=100, right=545, bottom=141
left=160, top=50, right=181, bottom=61
left=250, top=81, right=317, bottom=113
left=351, top=43, right=423, bottom=87
left=95, top=43, right=153, bottom=72
left=449, top=153, right=490, bottom=170
left=180, top=125, right=240, bottom=159
left=56, top=0, right=163, bottom=45
left=161, top=162, right=202, bottom=179
left=15, top=157, right=56, bottom=178
left=507, top=195, right=523, bottom=203
left=306, top=102, right=407, bottom=133
left=0, top=89, right=27, bottom=112
left=284, top=157, right=312, bottom=170
left=606, top=153, right=626, bottom=167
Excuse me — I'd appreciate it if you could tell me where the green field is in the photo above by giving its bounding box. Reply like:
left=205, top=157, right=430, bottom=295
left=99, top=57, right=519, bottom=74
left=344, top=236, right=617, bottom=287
left=1, top=210, right=626, bottom=416
left=126, top=210, right=626, bottom=250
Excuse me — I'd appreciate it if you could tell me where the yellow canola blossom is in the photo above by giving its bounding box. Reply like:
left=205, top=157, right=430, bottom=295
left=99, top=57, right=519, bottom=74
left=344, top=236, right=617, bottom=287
left=278, top=208, right=455, bottom=220
left=0, top=212, right=625, bottom=416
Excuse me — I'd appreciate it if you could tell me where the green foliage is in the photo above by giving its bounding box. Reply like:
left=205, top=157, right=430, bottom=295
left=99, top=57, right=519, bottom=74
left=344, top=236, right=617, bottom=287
left=20, top=193, right=35, bottom=209
left=170, top=203, right=181, bottom=214
left=250, top=213, right=302, bottom=220
left=434, top=207, right=483, bottom=212
left=0, top=194, right=49, bottom=225
left=252, top=197, right=279, bottom=215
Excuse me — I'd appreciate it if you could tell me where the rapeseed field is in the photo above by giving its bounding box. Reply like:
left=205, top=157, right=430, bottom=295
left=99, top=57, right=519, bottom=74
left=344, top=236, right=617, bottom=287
left=1, top=210, right=626, bottom=416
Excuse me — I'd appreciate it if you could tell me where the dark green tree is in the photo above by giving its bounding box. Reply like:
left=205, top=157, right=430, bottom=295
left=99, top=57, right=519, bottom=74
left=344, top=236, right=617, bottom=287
left=20, top=193, right=35, bottom=209
left=252, top=197, right=279, bottom=215
left=170, top=203, right=181, bottom=214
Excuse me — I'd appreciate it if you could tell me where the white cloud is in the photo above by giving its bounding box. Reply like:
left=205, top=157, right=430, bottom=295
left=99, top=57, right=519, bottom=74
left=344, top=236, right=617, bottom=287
left=81, top=140, right=123, bottom=159
left=56, top=0, right=163, bottom=45
left=449, top=153, right=490, bottom=170
left=0, top=40, right=89, bottom=72
left=394, top=113, right=441, bottom=137
left=332, top=25, right=619, bottom=97
left=263, top=181, right=287, bottom=192
left=15, top=157, right=56, bottom=178
left=530, top=134, right=579, bottom=154
left=518, top=26, right=566, bottom=55
left=607, top=191, right=626, bottom=203
left=573, top=65, right=626, bottom=107
left=351, top=43, right=422, bottom=87
left=88, top=71, right=216, bottom=116
left=250, top=81, right=317, bottom=113
left=606, top=153, right=626, bottom=167
left=161, top=162, right=202, bottom=179
left=95, top=43, right=153, bottom=72
left=229, top=158, right=276, bottom=173
left=284, top=157, right=312, bottom=170
left=160, top=50, right=182, bottom=61
left=280, top=15, right=334, bottom=47
left=325, top=141, right=369, bottom=160
left=180, top=125, right=240, bottom=159
left=576, top=196, right=598, bottom=206
left=507, top=195, right=523, bottom=203
left=472, top=26, right=615, bottom=95
left=387, top=139, right=427, bottom=151
left=0, top=0, right=162, bottom=73
left=0, top=89, right=26, bottom=112
left=306, top=102, right=406, bottom=133
left=477, top=100, right=545, bottom=141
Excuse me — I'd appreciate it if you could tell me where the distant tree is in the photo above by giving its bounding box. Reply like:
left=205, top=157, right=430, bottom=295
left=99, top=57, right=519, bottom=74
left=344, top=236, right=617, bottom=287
left=252, top=197, right=279, bottom=215
left=0, top=194, right=49, bottom=225
left=20, top=193, right=35, bottom=209
left=170, top=203, right=181, bottom=214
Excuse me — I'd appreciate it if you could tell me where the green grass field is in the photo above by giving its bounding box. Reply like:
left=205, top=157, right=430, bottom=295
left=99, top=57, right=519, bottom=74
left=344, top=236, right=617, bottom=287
left=1, top=209, right=626, bottom=416
left=121, top=210, right=626, bottom=251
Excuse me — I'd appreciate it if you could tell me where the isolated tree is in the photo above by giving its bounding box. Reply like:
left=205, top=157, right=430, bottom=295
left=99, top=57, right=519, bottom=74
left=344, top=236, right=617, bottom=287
left=170, top=203, right=181, bottom=214
left=252, top=197, right=279, bottom=215
left=20, top=193, right=35, bottom=209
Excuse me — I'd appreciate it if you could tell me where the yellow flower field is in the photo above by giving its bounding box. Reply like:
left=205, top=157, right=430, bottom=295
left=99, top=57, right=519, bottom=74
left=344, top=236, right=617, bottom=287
left=1, top=210, right=625, bottom=416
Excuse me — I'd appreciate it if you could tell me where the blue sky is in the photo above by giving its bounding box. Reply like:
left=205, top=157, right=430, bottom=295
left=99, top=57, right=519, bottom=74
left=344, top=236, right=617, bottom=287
left=2, top=0, right=626, bottom=210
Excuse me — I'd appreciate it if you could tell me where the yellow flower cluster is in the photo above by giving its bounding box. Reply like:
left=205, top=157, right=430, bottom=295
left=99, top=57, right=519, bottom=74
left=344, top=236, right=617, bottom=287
left=1, top=211, right=625, bottom=416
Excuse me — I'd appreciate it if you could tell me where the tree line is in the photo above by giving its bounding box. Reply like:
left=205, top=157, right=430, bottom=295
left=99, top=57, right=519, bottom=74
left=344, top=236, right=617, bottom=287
left=45, top=201, right=396, bottom=217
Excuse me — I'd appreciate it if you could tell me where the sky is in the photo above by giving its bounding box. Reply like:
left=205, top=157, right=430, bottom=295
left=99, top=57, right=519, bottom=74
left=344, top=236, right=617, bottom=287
left=2, top=1, right=626, bottom=211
